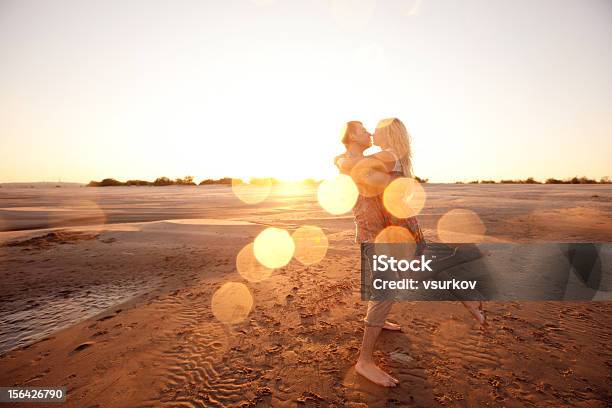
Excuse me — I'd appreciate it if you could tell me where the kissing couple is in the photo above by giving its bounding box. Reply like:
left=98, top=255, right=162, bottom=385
left=335, top=117, right=486, bottom=387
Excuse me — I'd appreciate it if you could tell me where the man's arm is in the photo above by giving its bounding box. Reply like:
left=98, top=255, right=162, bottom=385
left=334, top=153, right=392, bottom=194
left=350, top=157, right=392, bottom=197
left=336, top=155, right=362, bottom=173
left=337, top=151, right=397, bottom=174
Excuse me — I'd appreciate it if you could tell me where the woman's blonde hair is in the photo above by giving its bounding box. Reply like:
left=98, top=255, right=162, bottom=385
left=376, top=117, right=413, bottom=177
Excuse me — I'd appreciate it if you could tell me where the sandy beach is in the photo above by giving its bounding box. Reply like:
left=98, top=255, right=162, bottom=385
left=0, top=184, right=611, bottom=407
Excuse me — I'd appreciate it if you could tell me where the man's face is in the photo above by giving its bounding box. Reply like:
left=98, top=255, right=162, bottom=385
left=353, top=124, right=372, bottom=148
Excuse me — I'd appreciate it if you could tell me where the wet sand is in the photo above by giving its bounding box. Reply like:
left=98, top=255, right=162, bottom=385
left=0, top=184, right=610, bottom=407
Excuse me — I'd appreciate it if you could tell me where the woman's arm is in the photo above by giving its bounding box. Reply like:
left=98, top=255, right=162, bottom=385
left=367, top=150, right=398, bottom=172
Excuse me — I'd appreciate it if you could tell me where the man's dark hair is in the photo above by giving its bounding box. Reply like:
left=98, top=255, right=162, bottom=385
left=341, top=121, right=363, bottom=146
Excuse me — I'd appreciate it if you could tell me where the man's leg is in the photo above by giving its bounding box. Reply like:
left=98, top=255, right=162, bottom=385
left=355, top=300, right=398, bottom=387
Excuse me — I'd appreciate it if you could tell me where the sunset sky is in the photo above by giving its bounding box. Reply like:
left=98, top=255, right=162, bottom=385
left=1, top=0, right=611, bottom=183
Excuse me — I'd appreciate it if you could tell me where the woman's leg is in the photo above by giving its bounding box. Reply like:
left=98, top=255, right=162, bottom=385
left=461, top=301, right=487, bottom=326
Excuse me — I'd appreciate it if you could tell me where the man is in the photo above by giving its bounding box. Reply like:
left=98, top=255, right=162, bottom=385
left=336, top=121, right=402, bottom=387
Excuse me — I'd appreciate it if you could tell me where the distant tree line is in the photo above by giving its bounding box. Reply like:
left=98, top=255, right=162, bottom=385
left=86, top=175, right=610, bottom=187
left=86, top=176, right=285, bottom=187
left=88, top=176, right=197, bottom=187
left=456, top=176, right=610, bottom=185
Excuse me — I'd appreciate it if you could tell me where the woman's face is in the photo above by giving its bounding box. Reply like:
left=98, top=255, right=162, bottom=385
left=372, top=126, right=386, bottom=147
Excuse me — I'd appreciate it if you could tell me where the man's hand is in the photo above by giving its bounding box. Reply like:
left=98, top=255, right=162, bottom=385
left=334, top=153, right=348, bottom=173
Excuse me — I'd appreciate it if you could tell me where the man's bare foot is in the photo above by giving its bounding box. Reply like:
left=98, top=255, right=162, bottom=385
left=355, top=360, right=399, bottom=387
left=462, top=301, right=488, bottom=327
left=383, top=321, right=402, bottom=331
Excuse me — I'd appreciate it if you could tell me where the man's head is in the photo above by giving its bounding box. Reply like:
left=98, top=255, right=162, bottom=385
left=341, top=121, right=371, bottom=149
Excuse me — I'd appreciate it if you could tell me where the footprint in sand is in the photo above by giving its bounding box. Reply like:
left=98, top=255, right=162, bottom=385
left=70, top=342, right=94, bottom=355
left=91, top=330, right=108, bottom=338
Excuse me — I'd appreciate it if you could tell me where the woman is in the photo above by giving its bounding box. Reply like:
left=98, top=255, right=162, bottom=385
left=371, top=118, right=426, bottom=253
left=372, top=117, right=487, bottom=326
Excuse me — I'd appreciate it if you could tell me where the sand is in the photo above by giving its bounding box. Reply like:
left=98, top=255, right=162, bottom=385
left=0, top=184, right=610, bottom=407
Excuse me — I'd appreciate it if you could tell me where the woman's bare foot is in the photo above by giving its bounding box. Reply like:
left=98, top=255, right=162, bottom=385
left=383, top=321, right=402, bottom=331
left=462, top=301, right=488, bottom=327
left=355, top=360, right=399, bottom=387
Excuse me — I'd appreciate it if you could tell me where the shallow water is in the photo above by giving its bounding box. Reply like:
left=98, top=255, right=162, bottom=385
left=0, top=281, right=149, bottom=354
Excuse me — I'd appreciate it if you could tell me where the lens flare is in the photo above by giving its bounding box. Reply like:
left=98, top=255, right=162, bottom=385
left=375, top=226, right=416, bottom=244
left=350, top=157, right=390, bottom=198
left=254, top=227, right=295, bottom=268
left=292, top=225, right=329, bottom=265
left=437, top=209, right=486, bottom=243
left=211, top=282, right=253, bottom=324
left=382, top=177, right=426, bottom=218
left=231, top=178, right=272, bottom=204
left=317, top=174, right=359, bottom=215
left=374, top=226, right=416, bottom=260
left=236, top=243, right=273, bottom=282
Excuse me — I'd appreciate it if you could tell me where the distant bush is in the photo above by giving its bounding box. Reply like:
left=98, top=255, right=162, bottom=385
left=199, top=178, right=233, bottom=185
left=545, top=178, right=563, bottom=184
left=125, top=180, right=152, bottom=186
left=87, top=178, right=123, bottom=187
left=173, top=176, right=196, bottom=186
left=152, top=177, right=172, bottom=186
left=493, top=177, right=540, bottom=184
left=414, top=176, right=429, bottom=183
left=480, top=180, right=496, bottom=184
left=545, top=176, right=602, bottom=184
left=573, top=176, right=596, bottom=184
